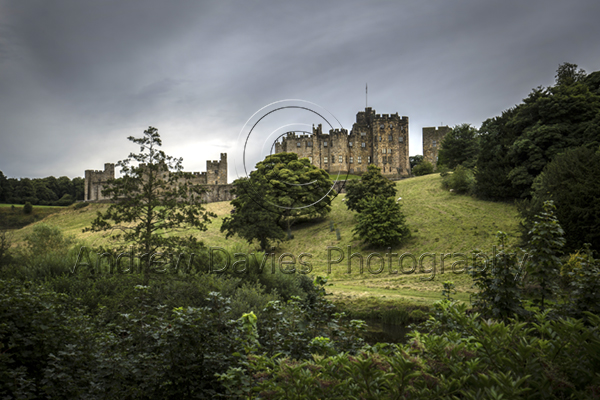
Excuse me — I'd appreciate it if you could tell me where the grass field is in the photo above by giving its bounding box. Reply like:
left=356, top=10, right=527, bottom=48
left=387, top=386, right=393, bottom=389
left=6, top=173, right=521, bottom=308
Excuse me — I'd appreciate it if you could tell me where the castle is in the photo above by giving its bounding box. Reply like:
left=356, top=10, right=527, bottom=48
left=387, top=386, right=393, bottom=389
left=85, top=109, right=452, bottom=204
left=84, top=153, right=234, bottom=203
left=275, top=107, right=411, bottom=179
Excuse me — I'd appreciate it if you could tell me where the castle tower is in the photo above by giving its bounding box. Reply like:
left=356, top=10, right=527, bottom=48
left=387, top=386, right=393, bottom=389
left=84, top=163, right=115, bottom=201
left=422, top=126, right=451, bottom=168
left=206, top=153, right=227, bottom=185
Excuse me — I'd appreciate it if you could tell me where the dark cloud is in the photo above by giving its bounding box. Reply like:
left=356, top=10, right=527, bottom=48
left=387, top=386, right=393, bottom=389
left=0, top=0, right=598, bottom=179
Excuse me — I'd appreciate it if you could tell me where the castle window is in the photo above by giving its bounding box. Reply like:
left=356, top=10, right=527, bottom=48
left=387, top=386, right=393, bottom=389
left=297, top=142, right=301, bottom=147
left=368, top=156, right=371, bottom=163
left=388, top=135, right=392, bottom=141
left=382, top=149, right=386, bottom=154
left=390, top=124, right=393, bottom=128
left=349, top=141, right=353, bottom=147
left=323, top=141, right=327, bottom=147
left=350, top=156, right=354, bottom=163
left=339, top=155, right=343, bottom=163
left=380, top=124, right=384, bottom=129
left=358, top=156, right=362, bottom=164
left=379, top=136, right=382, bottom=141
left=307, top=142, right=312, bottom=147
left=361, top=132, right=366, bottom=136
left=308, top=156, right=312, bottom=163
left=401, top=126, right=405, bottom=132
left=331, top=155, right=335, bottom=163
left=399, top=136, right=403, bottom=142
left=324, top=156, right=328, bottom=163
left=215, top=181, right=218, bottom=185
left=361, top=142, right=366, bottom=148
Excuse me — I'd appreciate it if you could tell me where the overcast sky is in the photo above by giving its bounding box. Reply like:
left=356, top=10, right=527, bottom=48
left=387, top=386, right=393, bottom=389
left=0, top=0, right=598, bottom=180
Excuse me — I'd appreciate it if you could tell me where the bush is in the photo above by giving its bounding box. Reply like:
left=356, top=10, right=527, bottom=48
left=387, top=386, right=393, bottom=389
left=23, top=202, right=32, bottom=214
left=54, top=193, right=75, bottom=206
left=73, top=201, right=89, bottom=210
left=412, top=160, right=434, bottom=176
left=441, top=165, right=475, bottom=194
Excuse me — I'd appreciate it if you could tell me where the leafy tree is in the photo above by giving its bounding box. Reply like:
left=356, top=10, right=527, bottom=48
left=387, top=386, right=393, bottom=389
left=475, top=63, right=600, bottom=199
left=352, top=195, right=410, bottom=248
left=412, top=160, right=434, bottom=176
left=525, top=200, right=565, bottom=312
left=15, top=178, right=37, bottom=204
left=437, top=123, right=479, bottom=169
left=519, top=146, right=600, bottom=252
left=71, top=177, right=85, bottom=200
left=344, top=164, right=396, bottom=213
left=23, top=202, right=33, bottom=214
left=33, top=180, right=58, bottom=205
left=221, top=153, right=333, bottom=250
left=85, top=127, right=215, bottom=278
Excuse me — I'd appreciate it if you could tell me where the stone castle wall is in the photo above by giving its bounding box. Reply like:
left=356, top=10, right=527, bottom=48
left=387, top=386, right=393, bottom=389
left=84, top=153, right=234, bottom=204
left=275, top=107, right=410, bottom=179
left=422, top=126, right=451, bottom=168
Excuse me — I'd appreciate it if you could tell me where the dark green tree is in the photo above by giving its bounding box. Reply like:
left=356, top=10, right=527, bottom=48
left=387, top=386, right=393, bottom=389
left=519, top=146, right=600, bottom=252
left=85, top=127, right=215, bottom=278
left=221, top=177, right=286, bottom=251
left=352, top=195, right=410, bottom=248
left=475, top=63, right=600, bottom=199
left=525, top=200, right=565, bottom=312
left=221, top=152, right=334, bottom=250
left=437, top=123, right=479, bottom=169
left=345, top=164, right=396, bottom=213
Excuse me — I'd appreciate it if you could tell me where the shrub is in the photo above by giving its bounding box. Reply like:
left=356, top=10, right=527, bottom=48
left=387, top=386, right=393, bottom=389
left=441, top=165, right=475, bottom=194
left=23, top=202, right=32, bottom=214
left=54, top=193, right=74, bottom=206
left=353, top=195, right=410, bottom=248
left=412, top=160, right=434, bottom=176
left=73, top=201, right=89, bottom=210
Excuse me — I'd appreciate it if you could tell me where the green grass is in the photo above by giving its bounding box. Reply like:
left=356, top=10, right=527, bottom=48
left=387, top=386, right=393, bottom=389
left=6, top=173, right=521, bottom=308
left=0, top=204, right=67, bottom=230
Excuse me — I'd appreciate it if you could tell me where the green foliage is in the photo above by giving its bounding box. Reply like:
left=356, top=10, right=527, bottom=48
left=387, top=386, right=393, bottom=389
left=25, top=223, right=74, bottom=256
left=558, top=245, right=600, bottom=322
left=469, top=232, right=527, bottom=321
left=22, top=202, right=32, bottom=214
left=239, top=304, right=600, bottom=399
left=344, top=164, right=396, bottom=213
left=412, top=160, right=434, bottom=176
left=222, top=152, right=334, bottom=250
left=519, top=146, right=600, bottom=252
left=438, top=123, right=479, bottom=169
left=441, top=280, right=456, bottom=302
left=409, top=155, right=424, bottom=169
left=54, top=193, right=75, bottom=206
left=441, top=165, right=475, bottom=194
left=475, top=63, right=600, bottom=200
left=0, top=230, right=12, bottom=268
left=353, top=195, right=410, bottom=248
left=84, top=127, right=216, bottom=279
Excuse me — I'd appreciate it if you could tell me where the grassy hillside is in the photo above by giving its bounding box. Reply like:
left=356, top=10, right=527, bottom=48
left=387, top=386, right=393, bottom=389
left=8, top=173, right=521, bottom=305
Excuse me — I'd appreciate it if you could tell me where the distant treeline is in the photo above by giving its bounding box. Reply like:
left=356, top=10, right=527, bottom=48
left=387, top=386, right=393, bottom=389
left=0, top=171, right=84, bottom=205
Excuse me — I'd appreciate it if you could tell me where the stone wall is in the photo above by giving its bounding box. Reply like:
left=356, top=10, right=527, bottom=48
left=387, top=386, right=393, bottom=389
left=275, top=107, right=410, bottom=179
left=422, top=126, right=451, bottom=168
left=84, top=153, right=233, bottom=204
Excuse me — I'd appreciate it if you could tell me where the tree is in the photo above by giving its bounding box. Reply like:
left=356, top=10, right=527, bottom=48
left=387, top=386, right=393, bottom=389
left=221, top=152, right=334, bottom=250
left=519, top=146, right=600, bottom=252
left=437, top=123, right=479, bottom=169
left=475, top=63, right=600, bottom=200
left=525, top=200, right=565, bottom=312
left=344, top=164, right=396, bottom=213
left=221, top=177, right=286, bottom=251
left=352, top=195, right=410, bottom=248
left=412, top=161, right=434, bottom=176
left=85, top=127, right=215, bottom=278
